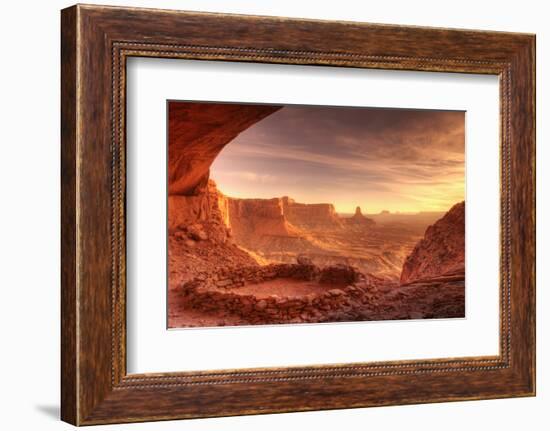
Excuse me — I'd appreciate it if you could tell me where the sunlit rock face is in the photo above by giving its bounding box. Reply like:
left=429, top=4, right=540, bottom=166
left=222, top=195, right=345, bottom=234
left=281, top=197, right=344, bottom=230
left=400, top=201, right=465, bottom=285
left=225, top=197, right=299, bottom=240
left=168, top=102, right=280, bottom=196
left=168, top=180, right=232, bottom=243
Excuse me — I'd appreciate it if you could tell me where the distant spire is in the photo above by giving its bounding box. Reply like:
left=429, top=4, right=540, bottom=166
left=355, top=206, right=362, bottom=216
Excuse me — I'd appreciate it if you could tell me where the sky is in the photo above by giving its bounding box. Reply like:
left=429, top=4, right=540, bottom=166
left=210, top=104, right=465, bottom=214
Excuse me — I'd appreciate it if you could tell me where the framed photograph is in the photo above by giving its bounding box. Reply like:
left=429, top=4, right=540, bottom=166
left=61, top=4, right=536, bottom=425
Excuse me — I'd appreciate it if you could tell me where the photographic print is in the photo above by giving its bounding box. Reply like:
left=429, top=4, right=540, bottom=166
left=167, top=101, right=465, bottom=328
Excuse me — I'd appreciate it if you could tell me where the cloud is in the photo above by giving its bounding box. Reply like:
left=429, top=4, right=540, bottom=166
left=224, top=171, right=278, bottom=183
left=208, top=105, right=465, bottom=213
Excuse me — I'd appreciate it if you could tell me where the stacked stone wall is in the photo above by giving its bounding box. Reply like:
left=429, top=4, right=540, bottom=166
left=180, top=263, right=379, bottom=323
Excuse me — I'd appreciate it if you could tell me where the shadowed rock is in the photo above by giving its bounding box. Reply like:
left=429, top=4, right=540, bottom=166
left=400, top=201, right=465, bottom=285
left=168, top=102, right=280, bottom=196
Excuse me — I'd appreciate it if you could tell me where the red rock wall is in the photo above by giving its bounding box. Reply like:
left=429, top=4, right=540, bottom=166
left=224, top=197, right=300, bottom=240
left=169, top=102, right=280, bottom=196
left=281, top=197, right=343, bottom=229
left=220, top=195, right=347, bottom=247
left=400, top=201, right=465, bottom=285
left=169, top=180, right=225, bottom=231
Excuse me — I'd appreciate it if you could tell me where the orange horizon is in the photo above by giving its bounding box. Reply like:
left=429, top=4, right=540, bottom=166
left=215, top=184, right=461, bottom=215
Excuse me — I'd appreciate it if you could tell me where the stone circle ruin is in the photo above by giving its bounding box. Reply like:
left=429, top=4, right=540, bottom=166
left=180, top=259, right=383, bottom=325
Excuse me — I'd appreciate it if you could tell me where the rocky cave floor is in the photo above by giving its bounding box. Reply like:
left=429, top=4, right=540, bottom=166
left=168, top=233, right=465, bottom=328
left=169, top=276, right=465, bottom=328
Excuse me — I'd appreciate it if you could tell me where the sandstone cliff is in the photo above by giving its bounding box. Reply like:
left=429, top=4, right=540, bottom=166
left=281, top=197, right=344, bottom=229
left=400, top=201, right=465, bottom=285
left=217, top=193, right=350, bottom=244
left=224, top=197, right=302, bottom=240
left=168, top=180, right=232, bottom=242
left=218, top=194, right=329, bottom=258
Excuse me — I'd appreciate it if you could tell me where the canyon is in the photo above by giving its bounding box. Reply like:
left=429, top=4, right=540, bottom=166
left=215, top=184, right=441, bottom=280
left=168, top=179, right=465, bottom=327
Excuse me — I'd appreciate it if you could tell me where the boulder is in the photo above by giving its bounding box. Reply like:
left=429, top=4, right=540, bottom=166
left=187, top=224, right=208, bottom=241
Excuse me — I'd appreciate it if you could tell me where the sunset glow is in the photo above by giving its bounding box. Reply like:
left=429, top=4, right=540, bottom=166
left=211, top=105, right=465, bottom=214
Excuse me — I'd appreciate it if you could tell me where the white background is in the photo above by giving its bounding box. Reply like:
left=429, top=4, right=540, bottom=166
left=127, top=59, right=500, bottom=373
left=0, top=0, right=547, bottom=430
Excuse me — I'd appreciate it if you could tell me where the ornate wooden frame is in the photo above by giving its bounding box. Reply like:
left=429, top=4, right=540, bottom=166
left=61, top=4, right=535, bottom=425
